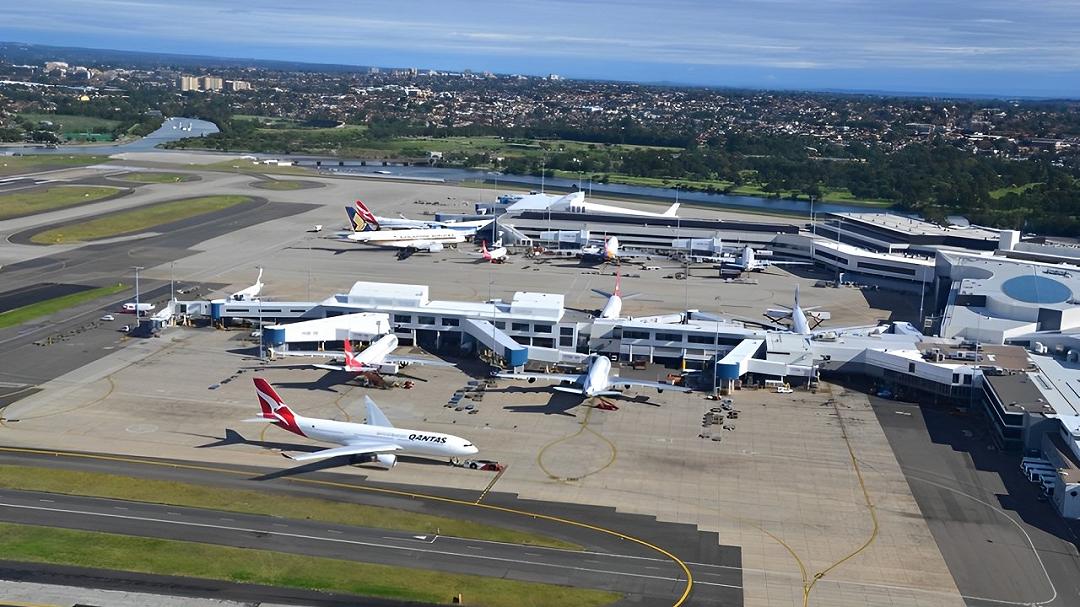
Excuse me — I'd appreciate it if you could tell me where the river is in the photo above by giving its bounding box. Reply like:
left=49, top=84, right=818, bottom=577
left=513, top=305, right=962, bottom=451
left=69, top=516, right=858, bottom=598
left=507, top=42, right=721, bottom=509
left=0, top=117, right=220, bottom=155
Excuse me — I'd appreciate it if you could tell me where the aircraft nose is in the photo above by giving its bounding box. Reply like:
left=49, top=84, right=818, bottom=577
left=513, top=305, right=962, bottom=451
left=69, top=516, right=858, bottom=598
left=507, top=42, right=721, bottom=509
left=466, top=444, right=479, bottom=455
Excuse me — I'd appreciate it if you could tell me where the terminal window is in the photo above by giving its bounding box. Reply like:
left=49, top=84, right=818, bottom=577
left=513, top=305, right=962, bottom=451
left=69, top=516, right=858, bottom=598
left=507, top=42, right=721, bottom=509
left=688, top=334, right=716, bottom=344
left=394, top=314, right=412, bottom=323
left=560, top=327, right=575, bottom=336
left=623, top=330, right=649, bottom=340
left=534, top=324, right=552, bottom=333
left=655, top=332, right=684, bottom=342
left=417, top=315, right=436, bottom=325
left=511, top=322, right=530, bottom=332
left=442, top=318, right=460, bottom=326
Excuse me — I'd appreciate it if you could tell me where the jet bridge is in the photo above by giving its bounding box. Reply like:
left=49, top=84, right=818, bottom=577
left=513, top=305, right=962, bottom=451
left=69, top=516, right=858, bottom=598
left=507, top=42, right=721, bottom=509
left=461, top=318, right=528, bottom=368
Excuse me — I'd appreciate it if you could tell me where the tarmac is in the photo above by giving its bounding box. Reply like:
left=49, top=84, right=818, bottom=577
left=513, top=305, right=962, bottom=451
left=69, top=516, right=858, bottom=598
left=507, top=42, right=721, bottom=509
left=0, top=154, right=976, bottom=606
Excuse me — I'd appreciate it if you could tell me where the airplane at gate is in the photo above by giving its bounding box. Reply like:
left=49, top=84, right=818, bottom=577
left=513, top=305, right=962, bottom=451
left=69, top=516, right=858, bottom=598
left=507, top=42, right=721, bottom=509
left=247, top=378, right=478, bottom=467
left=274, top=334, right=453, bottom=375
left=495, top=354, right=692, bottom=398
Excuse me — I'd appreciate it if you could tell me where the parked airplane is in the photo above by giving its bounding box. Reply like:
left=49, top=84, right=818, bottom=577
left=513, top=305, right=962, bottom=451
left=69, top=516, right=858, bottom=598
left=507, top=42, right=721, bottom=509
left=495, top=354, right=692, bottom=397
left=551, top=191, right=680, bottom=219
left=767, top=285, right=886, bottom=337
left=346, top=200, right=492, bottom=235
left=590, top=269, right=639, bottom=319
left=472, top=240, right=508, bottom=264
left=577, top=236, right=651, bottom=264
left=247, top=378, right=478, bottom=467
left=121, top=302, right=154, bottom=314
left=726, top=245, right=809, bottom=273
left=273, top=334, right=454, bottom=375
left=230, top=268, right=264, bottom=302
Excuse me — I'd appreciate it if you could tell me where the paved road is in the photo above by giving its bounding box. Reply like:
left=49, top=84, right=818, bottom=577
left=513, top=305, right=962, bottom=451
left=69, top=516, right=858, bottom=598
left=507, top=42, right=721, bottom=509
left=0, top=449, right=743, bottom=607
left=875, top=400, right=1080, bottom=607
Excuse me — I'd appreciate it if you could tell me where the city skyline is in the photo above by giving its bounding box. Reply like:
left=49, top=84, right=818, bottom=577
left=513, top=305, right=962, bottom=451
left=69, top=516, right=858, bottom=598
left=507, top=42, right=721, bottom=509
left=2, top=0, right=1079, bottom=98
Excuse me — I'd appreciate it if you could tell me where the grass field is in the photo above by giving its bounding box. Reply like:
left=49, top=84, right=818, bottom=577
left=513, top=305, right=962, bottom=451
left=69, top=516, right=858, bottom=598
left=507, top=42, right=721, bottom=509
left=0, top=465, right=578, bottom=549
left=0, top=185, right=122, bottom=220
left=990, top=182, right=1042, bottom=199
left=116, top=172, right=194, bottom=184
left=0, top=284, right=127, bottom=329
left=255, top=179, right=307, bottom=190
left=30, top=195, right=251, bottom=244
left=18, top=113, right=121, bottom=133
left=0, top=155, right=108, bottom=178
left=0, top=523, right=618, bottom=607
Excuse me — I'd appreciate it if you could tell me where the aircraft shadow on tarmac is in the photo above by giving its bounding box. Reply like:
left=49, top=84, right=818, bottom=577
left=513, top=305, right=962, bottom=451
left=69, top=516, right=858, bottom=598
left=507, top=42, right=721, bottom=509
left=495, top=386, right=657, bottom=416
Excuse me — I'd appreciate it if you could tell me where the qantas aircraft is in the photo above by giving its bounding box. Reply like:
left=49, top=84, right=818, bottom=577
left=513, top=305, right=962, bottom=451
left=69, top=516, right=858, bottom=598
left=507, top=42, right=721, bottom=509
left=727, top=245, right=809, bottom=273
left=247, top=378, right=477, bottom=467
left=495, top=354, right=692, bottom=398
left=273, top=334, right=453, bottom=375
left=590, top=269, right=640, bottom=319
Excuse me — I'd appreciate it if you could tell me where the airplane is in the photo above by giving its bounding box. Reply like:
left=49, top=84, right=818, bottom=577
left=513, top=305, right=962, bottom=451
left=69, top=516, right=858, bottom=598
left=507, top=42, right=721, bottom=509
left=273, top=334, right=454, bottom=375
left=494, top=353, right=692, bottom=398
left=725, top=245, right=809, bottom=273
left=577, top=236, right=651, bottom=265
left=246, top=378, right=478, bottom=467
left=550, top=191, right=680, bottom=219
left=346, top=200, right=492, bottom=235
left=590, top=269, right=640, bottom=319
left=766, top=285, right=887, bottom=337
left=121, top=302, right=154, bottom=314
left=230, top=268, right=264, bottom=302
left=471, top=240, right=508, bottom=264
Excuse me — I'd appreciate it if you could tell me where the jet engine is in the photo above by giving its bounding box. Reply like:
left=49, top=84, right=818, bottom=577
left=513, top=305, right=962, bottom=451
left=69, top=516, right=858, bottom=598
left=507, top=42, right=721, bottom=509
left=374, top=453, right=398, bottom=469
left=423, top=242, right=445, bottom=253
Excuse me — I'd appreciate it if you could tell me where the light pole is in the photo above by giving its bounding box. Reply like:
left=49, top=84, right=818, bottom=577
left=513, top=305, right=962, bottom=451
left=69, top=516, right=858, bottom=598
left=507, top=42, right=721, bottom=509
left=132, top=266, right=144, bottom=320
left=713, top=295, right=722, bottom=396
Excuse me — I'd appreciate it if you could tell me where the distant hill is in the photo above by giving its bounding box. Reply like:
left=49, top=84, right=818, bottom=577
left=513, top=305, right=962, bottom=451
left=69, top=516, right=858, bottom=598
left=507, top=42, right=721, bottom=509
left=0, top=41, right=372, bottom=73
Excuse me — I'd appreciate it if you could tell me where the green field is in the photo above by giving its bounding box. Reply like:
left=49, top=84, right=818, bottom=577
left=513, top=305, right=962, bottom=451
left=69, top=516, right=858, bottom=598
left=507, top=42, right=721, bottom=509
left=18, top=113, right=121, bottom=133
left=30, top=195, right=252, bottom=244
left=990, top=182, right=1042, bottom=199
left=0, top=465, right=578, bottom=549
left=0, top=523, right=617, bottom=607
left=0, top=185, right=121, bottom=220
left=0, top=155, right=109, bottom=178
left=116, top=172, right=194, bottom=184
left=0, top=284, right=127, bottom=329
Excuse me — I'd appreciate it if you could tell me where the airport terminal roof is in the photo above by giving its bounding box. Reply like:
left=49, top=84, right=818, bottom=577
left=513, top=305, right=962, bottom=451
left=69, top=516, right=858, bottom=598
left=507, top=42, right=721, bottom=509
left=830, top=212, right=1001, bottom=241
left=1030, top=355, right=1080, bottom=417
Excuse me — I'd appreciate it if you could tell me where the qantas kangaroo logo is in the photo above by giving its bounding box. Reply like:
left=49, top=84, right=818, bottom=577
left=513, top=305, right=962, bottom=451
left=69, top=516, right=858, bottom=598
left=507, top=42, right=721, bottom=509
left=352, top=200, right=379, bottom=232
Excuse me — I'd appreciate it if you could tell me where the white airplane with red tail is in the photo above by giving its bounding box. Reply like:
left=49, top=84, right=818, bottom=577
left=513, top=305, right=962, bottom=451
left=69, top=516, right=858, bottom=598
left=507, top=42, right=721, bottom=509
left=273, top=334, right=453, bottom=375
left=246, top=378, right=477, bottom=466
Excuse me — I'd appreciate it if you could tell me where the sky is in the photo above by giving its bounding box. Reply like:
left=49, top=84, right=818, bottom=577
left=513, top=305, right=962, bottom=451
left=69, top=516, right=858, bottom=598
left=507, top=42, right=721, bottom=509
left=3, top=0, right=1080, bottom=98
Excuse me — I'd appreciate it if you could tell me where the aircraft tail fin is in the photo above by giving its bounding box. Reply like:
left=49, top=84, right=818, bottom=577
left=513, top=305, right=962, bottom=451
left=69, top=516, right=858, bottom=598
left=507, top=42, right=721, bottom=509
left=252, top=378, right=295, bottom=418
left=364, top=396, right=395, bottom=428
left=349, top=200, right=380, bottom=232
left=664, top=202, right=680, bottom=217
left=343, top=339, right=358, bottom=370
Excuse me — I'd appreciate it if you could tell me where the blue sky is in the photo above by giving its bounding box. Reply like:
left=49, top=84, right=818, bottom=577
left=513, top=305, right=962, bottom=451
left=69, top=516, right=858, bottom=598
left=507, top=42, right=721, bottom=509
left=3, top=0, right=1080, bottom=97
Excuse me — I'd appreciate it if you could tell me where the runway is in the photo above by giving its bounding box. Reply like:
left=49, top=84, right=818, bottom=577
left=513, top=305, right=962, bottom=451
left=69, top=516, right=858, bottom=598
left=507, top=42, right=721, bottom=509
left=0, top=448, right=743, bottom=607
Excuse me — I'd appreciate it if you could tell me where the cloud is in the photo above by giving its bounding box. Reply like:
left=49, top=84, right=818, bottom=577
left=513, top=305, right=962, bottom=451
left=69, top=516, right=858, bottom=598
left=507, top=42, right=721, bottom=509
left=3, top=0, right=1079, bottom=92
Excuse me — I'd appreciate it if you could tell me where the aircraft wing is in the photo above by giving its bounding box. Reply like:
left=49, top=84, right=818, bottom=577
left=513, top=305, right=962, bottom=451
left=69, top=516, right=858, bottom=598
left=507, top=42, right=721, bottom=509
left=312, top=363, right=354, bottom=372
left=495, top=371, right=583, bottom=384
left=611, top=377, right=693, bottom=393
left=384, top=355, right=455, bottom=367
left=271, top=349, right=342, bottom=359
left=283, top=441, right=401, bottom=462
left=590, top=288, right=614, bottom=298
